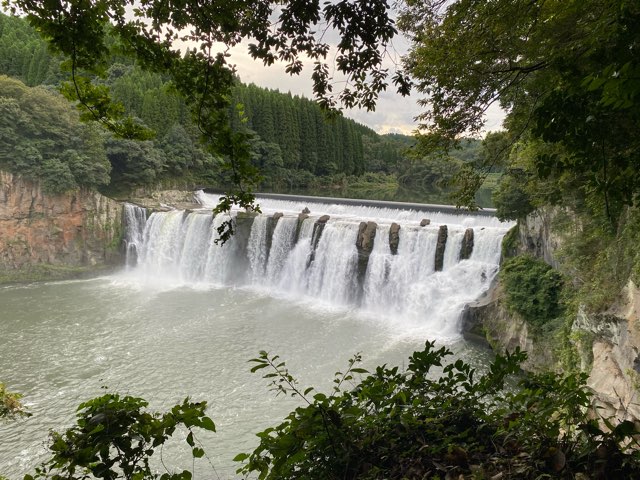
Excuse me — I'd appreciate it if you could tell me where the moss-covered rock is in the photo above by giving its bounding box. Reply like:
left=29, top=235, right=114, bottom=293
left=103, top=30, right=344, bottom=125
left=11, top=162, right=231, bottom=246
left=500, top=255, right=564, bottom=328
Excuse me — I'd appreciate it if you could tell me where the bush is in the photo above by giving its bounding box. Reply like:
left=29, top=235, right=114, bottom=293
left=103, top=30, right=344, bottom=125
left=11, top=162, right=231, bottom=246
left=501, top=255, right=564, bottom=327
left=237, top=343, right=640, bottom=479
left=0, top=382, right=30, bottom=420
left=27, top=393, right=215, bottom=480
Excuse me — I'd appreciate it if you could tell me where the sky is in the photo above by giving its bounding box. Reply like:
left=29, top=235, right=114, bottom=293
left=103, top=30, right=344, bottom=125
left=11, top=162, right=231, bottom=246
left=222, top=34, right=505, bottom=136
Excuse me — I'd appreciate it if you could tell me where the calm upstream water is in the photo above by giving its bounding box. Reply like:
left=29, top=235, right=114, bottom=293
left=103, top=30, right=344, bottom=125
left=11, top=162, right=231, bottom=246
left=0, top=195, right=511, bottom=478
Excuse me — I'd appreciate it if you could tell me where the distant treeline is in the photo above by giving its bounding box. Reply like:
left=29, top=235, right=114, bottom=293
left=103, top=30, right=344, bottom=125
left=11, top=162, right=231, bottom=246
left=0, top=13, right=485, bottom=201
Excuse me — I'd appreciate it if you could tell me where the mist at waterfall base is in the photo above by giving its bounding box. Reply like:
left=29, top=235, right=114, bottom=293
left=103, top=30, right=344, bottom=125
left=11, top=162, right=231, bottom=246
left=0, top=194, right=511, bottom=478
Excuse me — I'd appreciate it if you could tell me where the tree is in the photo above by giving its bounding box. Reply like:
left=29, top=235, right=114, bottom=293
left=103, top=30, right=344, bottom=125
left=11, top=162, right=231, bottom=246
left=4, top=0, right=411, bottom=241
left=399, top=0, right=640, bottom=219
left=0, top=75, right=111, bottom=193
left=159, top=123, right=218, bottom=178
left=105, top=137, right=166, bottom=188
left=398, top=154, right=461, bottom=191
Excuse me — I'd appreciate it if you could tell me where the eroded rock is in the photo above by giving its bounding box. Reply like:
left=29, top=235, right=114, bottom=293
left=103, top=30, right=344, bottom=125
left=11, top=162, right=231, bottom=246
left=295, top=213, right=309, bottom=242
left=265, top=212, right=284, bottom=258
left=434, top=225, right=448, bottom=271
left=356, top=221, right=377, bottom=286
left=389, top=223, right=401, bottom=255
left=309, top=216, right=331, bottom=264
left=460, top=228, right=474, bottom=260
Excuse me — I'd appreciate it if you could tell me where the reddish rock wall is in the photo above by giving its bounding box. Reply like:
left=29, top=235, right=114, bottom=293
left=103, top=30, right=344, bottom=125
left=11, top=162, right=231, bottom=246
left=0, top=170, right=123, bottom=276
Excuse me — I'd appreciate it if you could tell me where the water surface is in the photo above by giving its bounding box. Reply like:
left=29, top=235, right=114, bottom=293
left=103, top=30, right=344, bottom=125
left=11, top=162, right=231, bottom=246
left=0, top=277, right=491, bottom=478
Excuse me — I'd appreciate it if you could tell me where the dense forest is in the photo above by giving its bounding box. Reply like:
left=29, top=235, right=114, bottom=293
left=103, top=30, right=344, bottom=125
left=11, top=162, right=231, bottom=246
left=0, top=13, right=491, bottom=204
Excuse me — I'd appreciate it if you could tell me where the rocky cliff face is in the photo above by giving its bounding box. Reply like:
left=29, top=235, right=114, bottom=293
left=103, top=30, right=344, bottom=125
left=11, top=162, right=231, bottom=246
left=462, top=282, right=557, bottom=373
left=0, top=170, right=123, bottom=281
left=573, top=281, right=640, bottom=420
left=463, top=207, right=640, bottom=420
left=514, top=207, right=566, bottom=268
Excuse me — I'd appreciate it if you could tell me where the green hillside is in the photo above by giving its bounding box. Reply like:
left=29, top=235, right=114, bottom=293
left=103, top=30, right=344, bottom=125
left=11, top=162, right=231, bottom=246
left=0, top=12, right=491, bottom=205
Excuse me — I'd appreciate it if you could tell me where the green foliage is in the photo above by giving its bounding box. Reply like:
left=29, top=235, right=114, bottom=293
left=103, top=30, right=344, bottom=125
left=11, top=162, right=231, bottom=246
left=559, top=205, right=640, bottom=312
left=493, top=171, right=535, bottom=221
left=341, top=172, right=398, bottom=200
left=0, top=12, right=490, bottom=211
left=0, top=382, right=30, bottom=420
left=400, top=0, right=640, bottom=224
left=501, top=255, right=564, bottom=327
left=449, top=164, right=485, bottom=210
left=501, top=224, right=520, bottom=260
left=397, top=152, right=462, bottom=191
left=0, top=13, right=60, bottom=86
left=159, top=124, right=218, bottom=178
left=105, top=137, right=166, bottom=188
left=28, top=392, right=215, bottom=480
left=238, top=343, right=640, bottom=479
left=0, top=76, right=111, bottom=193
left=3, top=0, right=410, bottom=236
left=13, top=346, right=640, bottom=480
left=231, top=83, right=377, bottom=178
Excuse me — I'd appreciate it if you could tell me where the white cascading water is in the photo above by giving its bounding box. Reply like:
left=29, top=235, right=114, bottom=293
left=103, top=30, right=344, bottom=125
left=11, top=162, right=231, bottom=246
left=277, top=218, right=315, bottom=295
left=265, top=217, right=298, bottom=284
left=122, top=192, right=514, bottom=340
left=362, top=226, right=439, bottom=316
left=203, top=214, right=239, bottom=284
left=123, top=204, right=147, bottom=267
left=443, top=229, right=464, bottom=270
left=306, top=222, right=359, bottom=305
left=247, top=215, right=269, bottom=283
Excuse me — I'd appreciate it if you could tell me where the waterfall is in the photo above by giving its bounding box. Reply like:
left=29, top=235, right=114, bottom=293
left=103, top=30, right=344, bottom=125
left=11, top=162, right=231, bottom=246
left=265, top=217, right=298, bottom=283
left=247, top=215, right=269, bottom=283
left=306, top=222, right=359, bottom=305
left=362, top=226, right=440, bottom=316
left=124, top=195, right=513, bottom=339
left=203, top=214, right=240, bottom=285
left=442, top=229, right=464, bottom=270
left=278, top=218, right=315, bottom=295
left=123, top=204, right=147, bottom=266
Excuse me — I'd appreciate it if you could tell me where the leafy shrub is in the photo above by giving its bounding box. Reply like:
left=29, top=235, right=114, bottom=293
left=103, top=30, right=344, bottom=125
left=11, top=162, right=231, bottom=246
left=236, top=343, right=640, bottom=479
left=559, top=205, right=640, bottom=312
left=501, top=224, right=520, bottom=259
left=501, top=255, right=564, bottom=327
left=27, top=393, right=215, bottom=480
left=0, top=382, right=30, bottom=420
